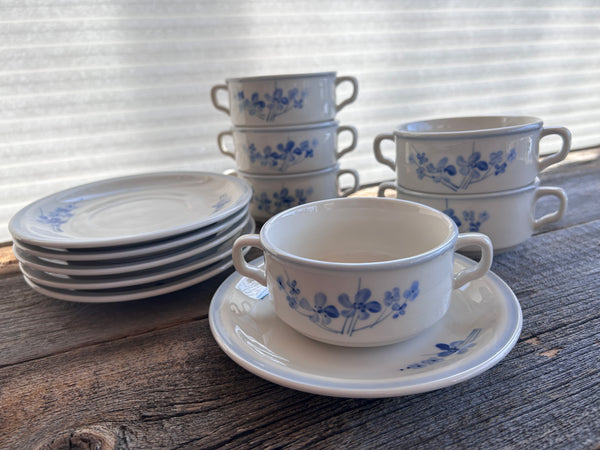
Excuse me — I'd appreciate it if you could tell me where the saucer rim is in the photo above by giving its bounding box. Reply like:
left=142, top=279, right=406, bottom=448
left=9, top=171, right=252, bottom=249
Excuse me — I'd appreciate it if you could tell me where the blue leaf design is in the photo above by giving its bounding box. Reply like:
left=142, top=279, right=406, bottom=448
left=324, top=305, right=340, bottom=318
left=355, top=288, right=371, bottom=303
left=338, top=293, right=353, bottom=308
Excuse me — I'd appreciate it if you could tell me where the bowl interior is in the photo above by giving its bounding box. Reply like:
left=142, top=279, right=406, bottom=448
left=401, top=116, right=540, bottom=135
left=262, top=198, right=455, bottom=264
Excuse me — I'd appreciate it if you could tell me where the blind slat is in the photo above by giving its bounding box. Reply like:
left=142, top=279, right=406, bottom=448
left=2, top=0, right=599, bottom=243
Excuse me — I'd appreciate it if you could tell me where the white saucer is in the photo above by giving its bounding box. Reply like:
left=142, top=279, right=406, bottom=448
left=9, top=171, right=252, bottom=249
left=209, top=254, right=522, bottom=398
left=13, top=206, right=249, bottom=262
left=22, top=249, right=248, bottom=303
left=13, top=215, right=252, bottom=276
left=19, top=218, right=255, bottom=290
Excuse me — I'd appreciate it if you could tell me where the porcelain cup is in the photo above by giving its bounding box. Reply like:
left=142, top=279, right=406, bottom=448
left=217, top=121, right=358, bottom=174
left=210, top=72, right=359, bottom=127
left=227, top=165, right=359, bottom=221
left=378, top=179, right=567, bottom=253
left=373, top=116, right=571, bottom=194
left=232, top=197, right=493, bottom=347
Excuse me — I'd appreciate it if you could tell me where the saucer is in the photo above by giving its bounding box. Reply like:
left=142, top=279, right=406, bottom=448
left=209, top=254, right=522, bottom=398
left=13, top=215, right=252, bottom=276
left=19, top=218, right=255, bottom=290
left=22, top=250, right=246, bottom=303
left=9, top=171, right=252, bottom=249
left=13, top=206, right=249, bottom=262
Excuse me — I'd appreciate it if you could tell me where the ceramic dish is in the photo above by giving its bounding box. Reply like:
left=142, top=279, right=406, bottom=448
left=209, top=255, right=522, bottom=398
left=22, top=252, right=245, bottom=303
left=9, top=172, right=252, bottom=248
left=19, top=219, right=255, bottom=290
left=13, top=215, right=252, bottom=276
left=12, top=207, right=249, bottom=262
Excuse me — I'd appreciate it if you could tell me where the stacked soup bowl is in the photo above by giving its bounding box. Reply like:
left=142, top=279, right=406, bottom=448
left=374, top=116, right=571, bottom=253
left=211, top=72, right=360, bottom=222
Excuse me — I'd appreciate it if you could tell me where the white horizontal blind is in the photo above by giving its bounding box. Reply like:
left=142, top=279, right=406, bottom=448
left=2, top=0, right=600, bottom=243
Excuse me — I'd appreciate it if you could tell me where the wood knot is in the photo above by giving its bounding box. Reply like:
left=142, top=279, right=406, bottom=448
left=35, top=425, right=129, bottom=450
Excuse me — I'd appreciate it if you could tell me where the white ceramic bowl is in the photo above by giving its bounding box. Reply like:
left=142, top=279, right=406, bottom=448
left=217, top=121, right=357, bottom=174
left=378, top=179, right=567, bottom=253
left=228, top=165, right=359, bottom=222
left=210, top=72, right=358, bottom=127
left=232, top=197, right=493, bottom=347
left=373, top=116, right=571, bottom=194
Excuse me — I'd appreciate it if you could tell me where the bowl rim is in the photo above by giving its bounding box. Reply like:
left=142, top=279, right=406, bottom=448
left=259, top=197, right=458, bottom=271
left=226, top=71, right=337, bottom=83
left=395, top=115, right=543, bottom=140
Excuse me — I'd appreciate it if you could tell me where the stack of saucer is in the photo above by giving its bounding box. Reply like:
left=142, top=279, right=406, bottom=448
left=374, top=116, right=571, bottom=253
left=211, top=71, right=361, bottom=222
left=9, top=172, right=254, bottom=302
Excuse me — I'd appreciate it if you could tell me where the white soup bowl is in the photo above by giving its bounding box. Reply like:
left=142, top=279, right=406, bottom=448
left=227, top=165, right=359, bottom=222
left=210, top=72, right=358, bottom=127
left=232, top=197, right=493, bottom=347
left=217, top=121, right=357, bottom=174
left=378, top=179, right=567, bottom=253
left=373, top=115, right=571, bottom=194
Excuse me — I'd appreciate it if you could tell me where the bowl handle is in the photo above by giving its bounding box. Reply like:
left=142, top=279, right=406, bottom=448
left=377, top=181, right=399, bottom=198
left=537, top=126, right=571, bottom=172
left=232, top=234, right=267, bottom=286
left=337, top=168, right=360, bottom=197
left=217, top=130, right=235, bottom=159
left=335, top=76, right=359, bottom=112
left=210, top=84, right=230, bottom=115
left=533, top=186, right=567, bottom=229
left=335, top=125, right=358, bottom=159
left=373, top=134, right=397, bottom=172
left=453, top=233, right=493, bottom=289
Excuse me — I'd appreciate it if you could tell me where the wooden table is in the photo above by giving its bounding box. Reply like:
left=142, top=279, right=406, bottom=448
left=1, top=149, right=599, bottom=449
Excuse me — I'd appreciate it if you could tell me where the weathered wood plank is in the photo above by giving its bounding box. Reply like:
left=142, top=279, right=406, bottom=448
left=0, top=245, right=18, bottom=275
left=0, top=245, right=264, bottom=368
left=1, top=219, right=598, bottom=449
left=0, top=267, right=232, bottom=367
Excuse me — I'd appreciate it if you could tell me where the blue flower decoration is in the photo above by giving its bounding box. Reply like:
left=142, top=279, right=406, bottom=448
left=409, top=147, right=517, bottom=191
left=457, top=152, right=488, bottom=178
left=299, top=292, right=340, bottom=325
left=277, top=276, right=420, bottom=336
left=443, top=208, right=462, bottom=227
left=404, top=281, right=420, bottom=300
left=339, top=288, right=382, bottom=320
left=400, top=329, right=482, bottom=371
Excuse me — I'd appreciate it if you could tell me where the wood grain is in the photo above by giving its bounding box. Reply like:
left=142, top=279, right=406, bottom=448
left=0, top=245, right=18, bottom=275
left=1, top=148, right=599, bottom=449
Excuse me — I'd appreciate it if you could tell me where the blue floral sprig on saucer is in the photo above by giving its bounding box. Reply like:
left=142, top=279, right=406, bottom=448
left=212, top=193, right=231, bottom=212
left=247, top=138, right=317, bottom=172
left=277, top=275, right=420, bottom=336
left=409, top=144, right=517, bottom=192
left=253, top=187, right=313, bottom=215
left=37, top=203, right=78, bottom=232
left=399, top=328, right=482, bottom=371
left=237, top=86, right=308, bottom=123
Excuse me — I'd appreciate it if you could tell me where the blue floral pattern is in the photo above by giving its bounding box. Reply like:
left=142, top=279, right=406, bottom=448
left=237, top=86, right=308, bottom=123
left=443, top=201, right=490, bottom=232
left=277, top=275, right=420, bottom=336
left=409, top=146, right=517, bottom=192
left=212, top=193, right=231, bottom=212
left=253, top=187, right=313, bottom=215
left=247, top=139, right=317, bottom=172
left=37, top=204, right=78, bottom=232
left=399, top=328, right=482, bottom=371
